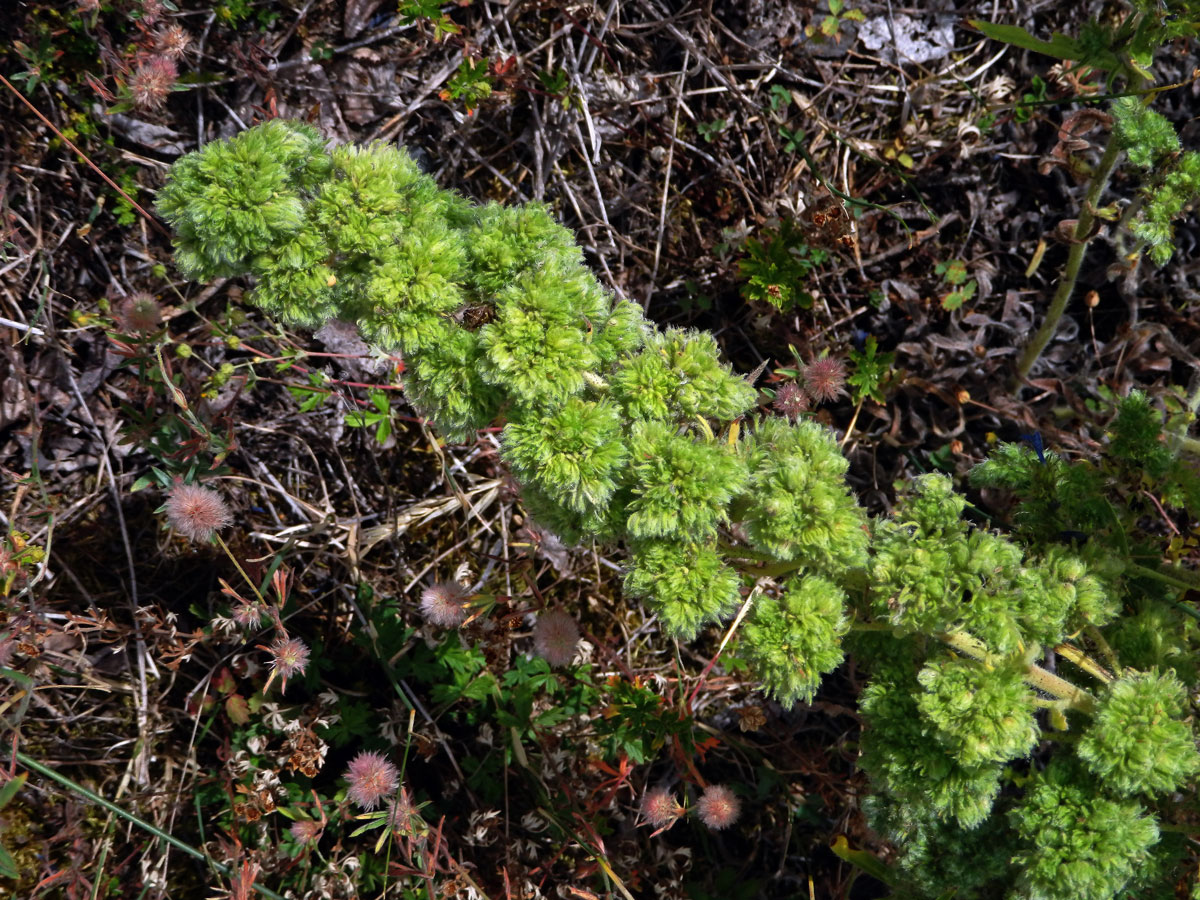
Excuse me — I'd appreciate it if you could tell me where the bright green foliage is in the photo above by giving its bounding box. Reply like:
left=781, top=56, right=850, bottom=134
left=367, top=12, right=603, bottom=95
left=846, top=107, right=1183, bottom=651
left=970, top=442, right=1110, bottom=543
left=865, top=797, right=1012, bottom=897
left=859, top=666, right=1004, bottom=829
left=870, top=475, right=1115, bottom=652
left=478, top=263, right=605, bottom=408
left=503, top=398, right=627, bottom=514
left=915, top=655, right=1038, bottom=767
left=1013, top=547, right=1117, bottom=645
left=157, top=119, right=332, bottom=282
left=869, top=474, right=975, bottom=634
left=739, top=575, right=848, bottom=706
left=611, top=329, right=758, bottom=422
left=623, top=539, right=743, bottom=639
left=402, top=330, right=500, bottom=442
left=737, top=219, right=827, bottom=311
left=846, top=334, right=895, bottom=404
left=740, top=418, right=868, bottom=573
left=1009, top=760, right=1160, bottom=900
left=625, top=421, right=748, bottom=541
left=161, top=122, right=1200, bottom=900
left=1112, top=98, right=1180, bottom=170
left=1076, top=670, right=1200, bottom=796
left=466, top=203, right=580, bottom=294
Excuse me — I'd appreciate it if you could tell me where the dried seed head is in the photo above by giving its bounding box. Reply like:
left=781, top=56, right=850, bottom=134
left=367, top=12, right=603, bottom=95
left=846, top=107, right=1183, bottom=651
left=232, top=599, right=267, bottom=629
left=268, top=636, right=310, bottom=682
left=387, top=786, right=419, bottom=836
left=165, top=482, right=232, bottom=542
left=345, top=750, right=399, bottom=811
left=694, top=784, right=741, bottom=830
left=419, top=581, right=469, bottom=627
left=802, top=356, right=847, bottom=404
left=139, top=0, right=164, bottom=23
left=772, top=382, right=809, bottom=420
left=640, top=788, right=684, bottom=830
left=129, top=55, right=177, bottom=110
left=290, top=818, right=323, bottom=843
left=116, top=292, right=162, bottom=333
left=154, top=24, right=191, bottom=60
left=533, top=609, right=580, bottom=668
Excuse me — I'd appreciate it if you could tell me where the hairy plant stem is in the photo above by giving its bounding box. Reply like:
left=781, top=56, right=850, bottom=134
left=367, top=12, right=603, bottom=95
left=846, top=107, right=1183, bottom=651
left=1052, top=641, right=1113, bottom=683
left=1128, top=560, right=1200, bottom=595
left=215, top=533, right=268, bottom=606
left=937, top=630, right=1097, bottom=714
left=1012, top=133, right=1124, bottom=388
left=1169, top=434, right=1200, bottom=458
left=847, top=621, right=1098, bottom=713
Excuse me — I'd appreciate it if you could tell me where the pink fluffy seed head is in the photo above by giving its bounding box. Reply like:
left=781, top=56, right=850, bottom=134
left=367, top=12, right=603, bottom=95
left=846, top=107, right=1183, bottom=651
left=268, top=637, right=310, bottom=681
left=290, top=819, right=322, bottom=843
left=129, top=55, right=177, bottom=110
left=155, top=24, right=191, bottom=60
left=802, top=356, right=848, bottom=404
left=772, top=382, right=809, bottom=420
left=420, top=581, right=469, bottom=627
left=345, top=750, right=399, bottom=811
left=695, top=784, right=741, bottom=830
left=139, top=0, right=164, bottom=23
left=117, top=292, right=162, bottom=333
left=533, top=609, right=580, bottom=667
left=640, top=789, right=683, bottom=829
left=232, top=600, right=267, bottom=629
left=165, top=482, right=232, bottom=542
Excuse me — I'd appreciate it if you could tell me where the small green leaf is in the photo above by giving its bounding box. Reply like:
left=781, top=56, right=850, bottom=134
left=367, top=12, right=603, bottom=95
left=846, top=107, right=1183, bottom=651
left=348, top=815, right=388, bottom=838
left=942, top=259, right=969, bottom=286
left=375, top=417, right=392, bottom=445
left=0, top=838, right=18, bottom=880
left=131, top=474, right=157, bottom=492
left=0, top=772, right=28, bottom=810
left=831, top=835, right=897, bottom=886
left=968, top=20, right=1084, bottom=61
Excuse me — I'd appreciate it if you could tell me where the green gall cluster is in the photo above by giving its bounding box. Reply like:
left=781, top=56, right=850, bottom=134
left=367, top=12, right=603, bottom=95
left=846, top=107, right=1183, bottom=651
left=623, top=539, right=742, bottom=640
left=915, top=655, right=1038, bottom=767
left=1076, top=670, right=1200, bottom=797
left=610, top=329, right=758, bottom=422
left=1112, top=97, right=1180, bottom=171
left=858, top=666, right=1003, bottom=829
left=739, top=418, right=868, bottom=573
left=864, top=797, right=1012, bottom=898
left=503, top=398, right=627, bottom=515
left=1009, top=760, right=1160, bottom=900
left=625, top=422, right=748, bottom=541
left=738, top=574, right=848, bottom=706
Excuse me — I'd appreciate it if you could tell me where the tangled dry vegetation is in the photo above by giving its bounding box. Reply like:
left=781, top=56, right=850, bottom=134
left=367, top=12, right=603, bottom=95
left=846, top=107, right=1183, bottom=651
left=1, top=1, right=1199, bottom=898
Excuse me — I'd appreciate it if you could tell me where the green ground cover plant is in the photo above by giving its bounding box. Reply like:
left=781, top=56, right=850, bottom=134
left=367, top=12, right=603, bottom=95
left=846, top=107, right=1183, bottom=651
left=155, top=117, right=1200, bottom=900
